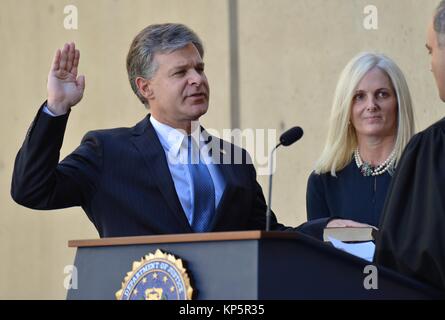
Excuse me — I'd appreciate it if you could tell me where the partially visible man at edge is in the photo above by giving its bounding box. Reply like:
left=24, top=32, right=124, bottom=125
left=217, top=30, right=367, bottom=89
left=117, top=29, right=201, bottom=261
left=374, top=2, right=445, bottom=292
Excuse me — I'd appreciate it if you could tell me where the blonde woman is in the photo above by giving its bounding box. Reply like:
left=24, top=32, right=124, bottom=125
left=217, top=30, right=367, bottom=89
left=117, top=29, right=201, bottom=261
left=306, top=52, right=415, bottom=227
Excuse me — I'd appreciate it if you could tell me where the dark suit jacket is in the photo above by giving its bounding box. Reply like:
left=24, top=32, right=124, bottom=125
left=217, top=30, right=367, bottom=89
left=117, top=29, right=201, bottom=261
left=11, top=103, right=328, bottom=238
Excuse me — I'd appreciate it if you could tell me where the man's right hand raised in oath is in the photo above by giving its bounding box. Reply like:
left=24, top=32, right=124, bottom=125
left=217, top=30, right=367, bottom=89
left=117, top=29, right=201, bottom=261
left=47, top=42, right=85, bottom=115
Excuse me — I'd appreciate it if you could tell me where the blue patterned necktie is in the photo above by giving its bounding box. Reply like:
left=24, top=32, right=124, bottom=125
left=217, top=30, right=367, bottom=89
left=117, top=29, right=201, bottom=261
left=187, top=136, right=215, bottom=232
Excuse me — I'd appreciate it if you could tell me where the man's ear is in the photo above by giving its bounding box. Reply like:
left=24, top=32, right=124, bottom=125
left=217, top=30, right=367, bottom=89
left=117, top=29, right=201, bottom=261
left=135, top=77, right=155, bottom=101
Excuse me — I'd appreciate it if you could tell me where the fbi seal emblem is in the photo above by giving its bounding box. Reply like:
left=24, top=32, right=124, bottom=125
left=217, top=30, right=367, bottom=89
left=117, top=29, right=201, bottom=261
left=115, top=249, right=193, bottom=300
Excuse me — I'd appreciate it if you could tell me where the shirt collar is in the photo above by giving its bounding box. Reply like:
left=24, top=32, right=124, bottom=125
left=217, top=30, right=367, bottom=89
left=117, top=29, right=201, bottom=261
left=150, top=115, right=203, bottom=158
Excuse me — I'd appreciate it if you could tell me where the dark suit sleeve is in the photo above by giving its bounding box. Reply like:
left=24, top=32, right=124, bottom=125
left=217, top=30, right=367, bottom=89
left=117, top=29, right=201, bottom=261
left=246, top=162, right=330, bottom=239
left=239, top=156, right=287, bottom=231
left=11, top=103, right=102, bottom=210
left=306, top=171, right=330, bottom=221
left=249, top=172, right=330, bottom=238
left=254, top=180, right=290, bottom=231
left=294, top=217, right=331, bottom=240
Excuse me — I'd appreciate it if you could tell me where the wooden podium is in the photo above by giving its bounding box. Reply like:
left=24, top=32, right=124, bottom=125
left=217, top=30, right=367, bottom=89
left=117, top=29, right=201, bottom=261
left=67, top=231, right=443, bottom=299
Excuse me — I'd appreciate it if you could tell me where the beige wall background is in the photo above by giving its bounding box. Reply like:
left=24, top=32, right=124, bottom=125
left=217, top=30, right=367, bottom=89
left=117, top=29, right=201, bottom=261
left=0, top=0, right=442, bottom=299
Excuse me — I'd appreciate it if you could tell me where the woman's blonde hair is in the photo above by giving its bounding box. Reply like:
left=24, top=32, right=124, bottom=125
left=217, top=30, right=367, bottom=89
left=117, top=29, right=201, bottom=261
left=314, top=52, right=415, bottom=176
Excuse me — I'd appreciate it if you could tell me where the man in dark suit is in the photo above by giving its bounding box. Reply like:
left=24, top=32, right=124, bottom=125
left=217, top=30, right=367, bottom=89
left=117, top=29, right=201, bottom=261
left=11, top=24, right=328, bottom=238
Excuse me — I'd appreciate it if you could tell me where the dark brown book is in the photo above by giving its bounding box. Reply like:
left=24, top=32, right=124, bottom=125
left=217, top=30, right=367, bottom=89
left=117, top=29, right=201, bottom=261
left=323, top=226, right=378, bottom=242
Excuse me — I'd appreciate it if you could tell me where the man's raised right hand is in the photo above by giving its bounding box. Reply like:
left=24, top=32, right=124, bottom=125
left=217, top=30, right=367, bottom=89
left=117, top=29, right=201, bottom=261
left=47, top=42, right=85, bottom=115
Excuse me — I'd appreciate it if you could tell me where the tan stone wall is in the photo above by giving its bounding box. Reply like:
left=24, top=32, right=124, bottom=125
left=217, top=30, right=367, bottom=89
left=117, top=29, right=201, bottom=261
left=0, top=0, right=442, bottom=299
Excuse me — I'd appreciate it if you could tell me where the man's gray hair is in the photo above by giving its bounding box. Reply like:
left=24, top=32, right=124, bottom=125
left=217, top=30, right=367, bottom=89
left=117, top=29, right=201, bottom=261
left=126, top=23, right=204, bottom=107
left=434, top=0, right=445, bottom=47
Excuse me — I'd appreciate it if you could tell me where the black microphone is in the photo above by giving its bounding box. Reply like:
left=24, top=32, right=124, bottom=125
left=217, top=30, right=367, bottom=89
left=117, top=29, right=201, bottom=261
left=266, top=126, right=304, bottom=231
left=280, top=126, right=304, bottom=147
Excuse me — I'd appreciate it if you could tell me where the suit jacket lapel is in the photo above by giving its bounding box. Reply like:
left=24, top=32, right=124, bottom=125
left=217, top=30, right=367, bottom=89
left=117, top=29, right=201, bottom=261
left=213, top=164, right=236, bottom=217
left=130, top=115, right=192, bottom=231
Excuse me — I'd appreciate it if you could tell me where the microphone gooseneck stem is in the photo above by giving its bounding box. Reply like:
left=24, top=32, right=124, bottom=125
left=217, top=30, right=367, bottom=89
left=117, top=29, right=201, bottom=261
left=266, top=143, right=281, bottom=231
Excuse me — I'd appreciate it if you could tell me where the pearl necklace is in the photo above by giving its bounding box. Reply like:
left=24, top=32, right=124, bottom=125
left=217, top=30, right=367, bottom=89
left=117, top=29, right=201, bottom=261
left=354, top=148, right=396, bottom=176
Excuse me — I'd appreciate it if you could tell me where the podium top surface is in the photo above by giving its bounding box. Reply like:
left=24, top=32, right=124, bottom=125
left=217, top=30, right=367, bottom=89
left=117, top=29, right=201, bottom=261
left=68, top=231, right=301, bottom=248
